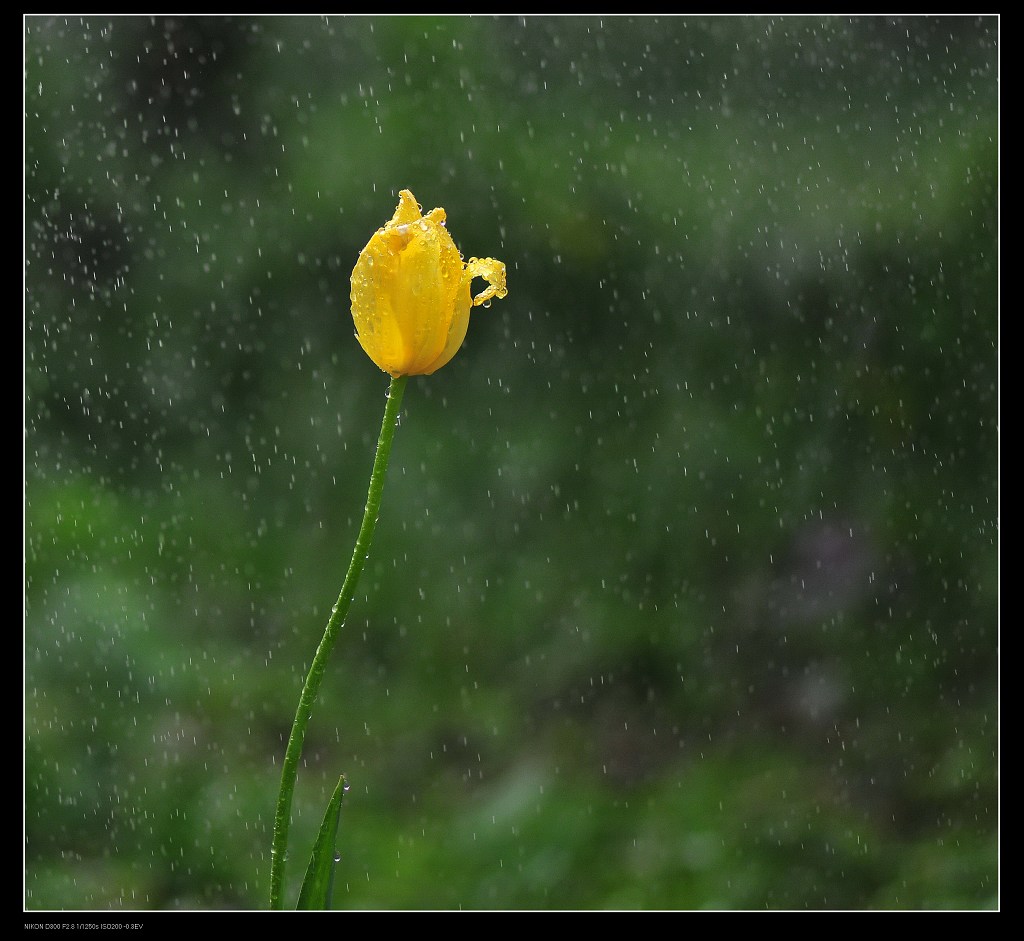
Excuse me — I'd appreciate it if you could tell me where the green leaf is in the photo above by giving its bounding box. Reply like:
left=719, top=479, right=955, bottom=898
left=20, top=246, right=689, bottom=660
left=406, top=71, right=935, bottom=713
left=295, top=774, right=348, bottom=910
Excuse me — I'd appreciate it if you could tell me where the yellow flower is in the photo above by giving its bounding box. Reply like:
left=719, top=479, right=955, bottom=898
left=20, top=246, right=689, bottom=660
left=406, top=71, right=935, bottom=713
left=350, top=189, right=508, bottom=377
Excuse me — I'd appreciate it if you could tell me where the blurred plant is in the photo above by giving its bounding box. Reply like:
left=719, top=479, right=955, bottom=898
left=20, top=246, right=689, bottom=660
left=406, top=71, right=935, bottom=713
left=268, top=189, right=508, bottom=909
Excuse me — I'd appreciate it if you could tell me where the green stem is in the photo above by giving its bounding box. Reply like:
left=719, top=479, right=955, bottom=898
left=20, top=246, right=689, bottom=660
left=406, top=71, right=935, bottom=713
left=269, top=374, right=409, bottom=910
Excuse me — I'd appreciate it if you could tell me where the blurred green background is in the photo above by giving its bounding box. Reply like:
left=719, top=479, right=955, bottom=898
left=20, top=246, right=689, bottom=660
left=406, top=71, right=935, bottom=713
left=24, top=15, right=998, bottom=910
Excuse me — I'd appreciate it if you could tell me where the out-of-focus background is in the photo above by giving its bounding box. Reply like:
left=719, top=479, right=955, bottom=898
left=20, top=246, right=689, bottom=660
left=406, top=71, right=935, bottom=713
left=25, top=15, right=998, bottom=910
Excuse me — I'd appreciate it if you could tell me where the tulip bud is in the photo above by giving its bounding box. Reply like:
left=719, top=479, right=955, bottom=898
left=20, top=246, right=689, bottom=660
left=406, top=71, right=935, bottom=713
left=350, top=189, right=508, bottom=377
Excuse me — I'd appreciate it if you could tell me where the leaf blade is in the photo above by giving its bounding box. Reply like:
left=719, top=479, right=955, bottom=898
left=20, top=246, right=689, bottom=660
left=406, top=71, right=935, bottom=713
left=295, top=774, right=347, bottom=910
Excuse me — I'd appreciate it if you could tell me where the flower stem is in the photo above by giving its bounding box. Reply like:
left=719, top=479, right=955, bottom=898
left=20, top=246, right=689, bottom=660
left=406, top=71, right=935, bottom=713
left=269, top=374, right=409, bottom=910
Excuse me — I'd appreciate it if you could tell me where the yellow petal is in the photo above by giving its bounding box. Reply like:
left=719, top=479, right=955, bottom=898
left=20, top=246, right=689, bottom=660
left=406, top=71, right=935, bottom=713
left=465, top=256, right=508, bottom=307
left=350, top=190, right=508, bottom=376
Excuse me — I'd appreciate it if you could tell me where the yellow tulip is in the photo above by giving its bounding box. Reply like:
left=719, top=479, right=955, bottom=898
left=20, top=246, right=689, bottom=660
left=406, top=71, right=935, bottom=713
left=350, top=189, right=508, bottom=377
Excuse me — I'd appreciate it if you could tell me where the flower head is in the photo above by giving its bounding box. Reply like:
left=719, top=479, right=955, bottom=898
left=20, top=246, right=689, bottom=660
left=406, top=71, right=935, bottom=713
left=350, top=189, right=508, bottom=377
